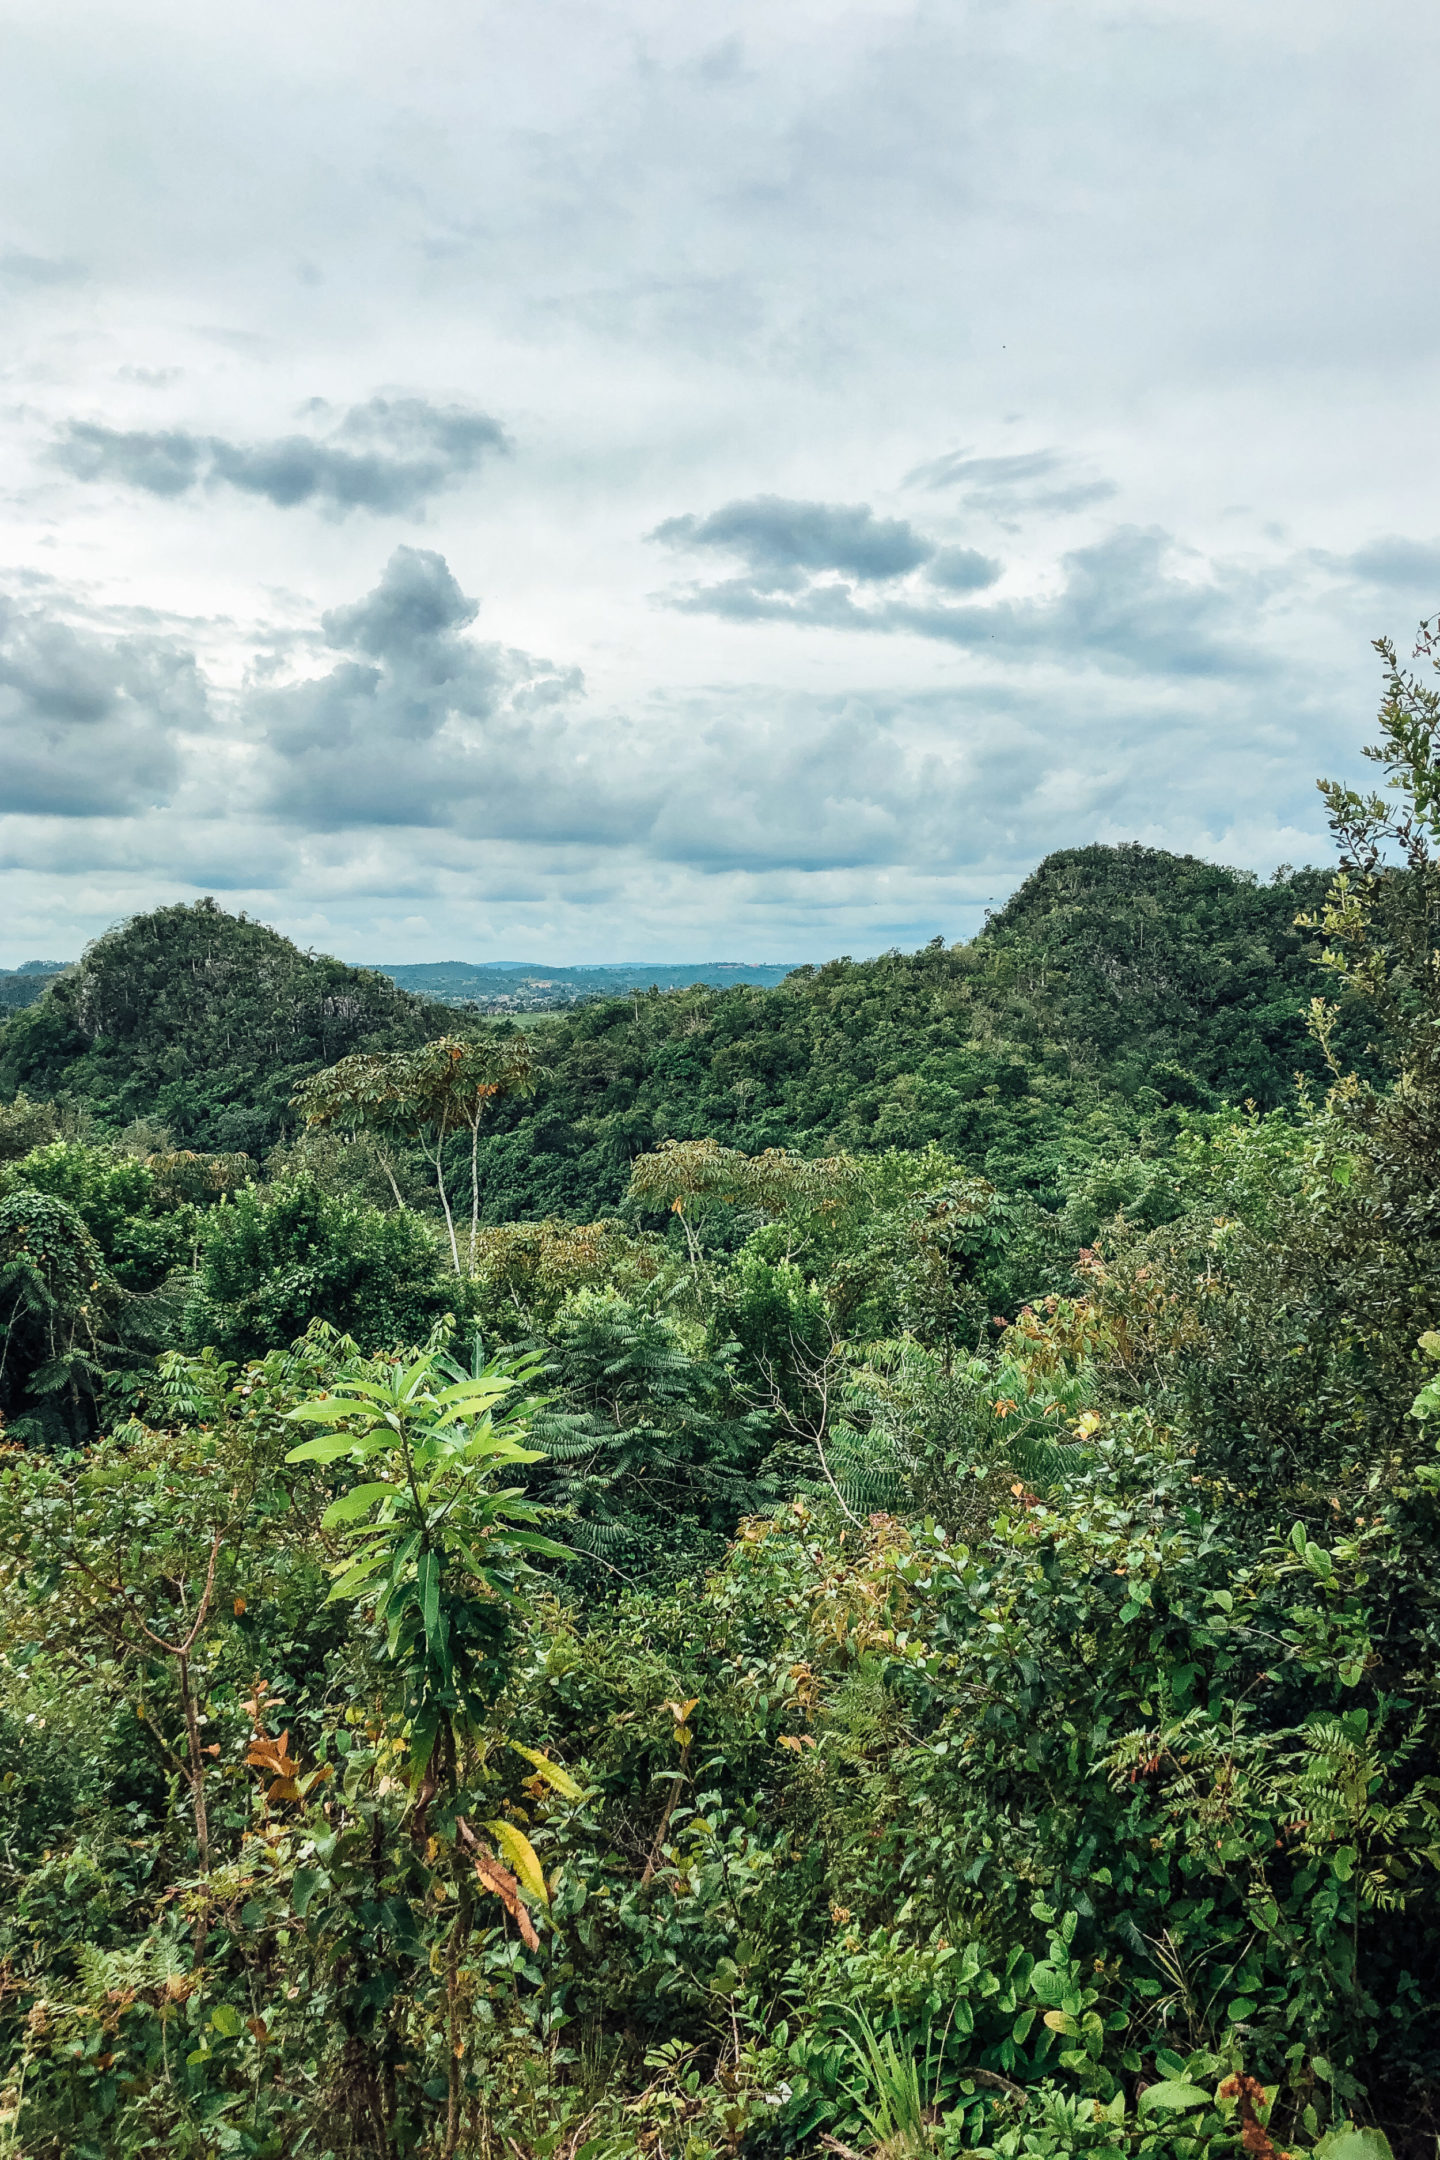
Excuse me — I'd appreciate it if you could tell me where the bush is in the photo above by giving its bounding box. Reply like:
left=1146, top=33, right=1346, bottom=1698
left=183, top=1173, right=455, bottom=1358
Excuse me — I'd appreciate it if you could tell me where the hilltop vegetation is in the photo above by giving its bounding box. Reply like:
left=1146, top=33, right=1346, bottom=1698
left=0, top=899, right=448, bottom=1155
left=470, top=847, right=1350, bottom=1220
left=2, top=636, right=1439, bottom=2160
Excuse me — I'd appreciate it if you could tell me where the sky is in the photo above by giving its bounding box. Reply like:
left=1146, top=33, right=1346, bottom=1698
left=2, top=0, right=1439, bottom=967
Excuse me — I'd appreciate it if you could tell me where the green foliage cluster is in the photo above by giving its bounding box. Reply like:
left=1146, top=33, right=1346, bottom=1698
left=465, top=849, right=1353, bottom=1222
left=3, top=630, right=1440, bottom=2158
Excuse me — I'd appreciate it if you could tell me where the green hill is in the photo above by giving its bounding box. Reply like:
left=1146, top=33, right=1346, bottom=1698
left=0, top=898, right=448, bottom=1154
left=0, top=962, right=68, bottom=1012
left=465, top=845, right=1344, bottom=1219
left=0, top=849, right=1344, bottom=1196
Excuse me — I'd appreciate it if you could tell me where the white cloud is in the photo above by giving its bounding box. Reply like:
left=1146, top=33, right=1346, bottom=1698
left=0, top=0, right=1438, bottom=962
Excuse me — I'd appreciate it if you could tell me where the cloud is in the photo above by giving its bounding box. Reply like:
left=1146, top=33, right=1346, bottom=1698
left=904, top=447, right=1117, bottom=515
left=651, top=494, right=935, bottom=581
left=54, top=396, right=508, bottom=515
left=926, top=545, right=1004, bottom=593
left=889, top=527, right=1280, bottom=679
left=251, top=547, right=587, bottom=828
left=657, top=511, right=1266, bottom=679
left=1342, top=537, right=1440, bottom=592
left=0, top=248, right=84, bottom=288
left=57, top=426, right=204, bottom=497
left=907, top=448, right=1066, bottom=492
left=0, top=591, right=206, bottom=815
left=651, top=491, right=1003, bottom=631
left=0, top=534, right=1373, bottom=967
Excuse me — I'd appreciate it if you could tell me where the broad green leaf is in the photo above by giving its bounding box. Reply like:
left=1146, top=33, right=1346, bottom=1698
left=327, top=1549, right=392, bottom=1601
left=432, top=1378, right=513, bottom=1408
left=504, top=1530, right=573, bottom=1560
left=459, top=1432, right=545, bottom=1462
left=511, top=1744, right=584, bottom=1799
left=286, top=1433, right=368, bottom=1465
left=485, top=1818, right=549, bottom=1905
left=1313, top=2130, right=1396, bottom=2160
left=320, top=1482, right=397, bottom=1528
left=408, top=1708, right=442, bottom=1781
left=1139, top=2081, right=1212, bottom=2113
left=285, top=1399, right=382, bottom=1424
left=209, top=2003, right=245, bottom=2038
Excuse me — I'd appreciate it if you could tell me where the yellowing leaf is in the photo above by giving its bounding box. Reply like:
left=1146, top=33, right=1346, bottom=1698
left=509, top=1744, right=584, bottom=1800
left=484, top=1818, right=549, bottom=1906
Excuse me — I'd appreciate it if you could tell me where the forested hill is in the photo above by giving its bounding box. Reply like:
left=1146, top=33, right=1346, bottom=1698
left=468, top=845, right=1341, bottom=1217
left=978, top=843, right=1336, bottom=1095
left=0, top=848, right=1341, bottom=1190
left=0, top=898, right=448, bottom=1153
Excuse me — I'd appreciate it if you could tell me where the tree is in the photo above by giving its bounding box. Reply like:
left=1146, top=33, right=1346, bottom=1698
left=284, top=1346, right=571, bottom=1826
left=292, top=1034, right=541, bottom=1273
left=626, top=1137, right=857, bottom=1293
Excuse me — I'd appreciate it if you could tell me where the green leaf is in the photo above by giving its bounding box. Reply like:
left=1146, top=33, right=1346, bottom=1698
left=327, top=1549, right=392, bottom=1602
left=320, top=1482, right=397, bottom=1527
left=431, top=1377, right=514, bottom=1409
left=459, top=1431, right=546, bottom=1463
left=417, top=1548, right=440, bottom=1650
left=286, top=1434, right=366, bottom=1465
left=1227, top=1997, right=1257, bottom=2021
left=209, top=2004, right=245, bottom=2038
left=1139, top=2081, right=1212, bottom=2113
left=504, top=1530, right=573, bottom=1560
left=285, top=1398, right=382, bottom=1424
left=1313, top=2131, right=1396, bottom=2160
left=291, top=1866, right=326, bottom=1916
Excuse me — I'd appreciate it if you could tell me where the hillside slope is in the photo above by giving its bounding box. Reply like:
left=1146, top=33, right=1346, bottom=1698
left=0, top=899, right=447, bottom=1152
left=0, top=849, right=1344, bottom=1197
left=467, top=847, right=1345, bottom=1218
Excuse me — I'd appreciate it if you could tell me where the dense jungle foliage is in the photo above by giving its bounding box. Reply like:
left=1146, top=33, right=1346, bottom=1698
left=0, top=902, right=449, bottom=1156
left=1, top=632, right=1439, bottom=2160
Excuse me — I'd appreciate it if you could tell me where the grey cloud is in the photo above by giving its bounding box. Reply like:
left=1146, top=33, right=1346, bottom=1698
left=907, top=449, right=1066, bottom=492
left=651, top=494, right=934, bottom=581
left=0, top=248, right=84, bottom=287
left=253, top=548, right=587, bottom=829
left=248, top=548, right=1300, bottom=879
left=54, top=396, right=508, bottom=515
left=1343, top=537, right=1440, bottom=591
left=892, top=527, right=1276, bottom=679
left=0, top=591, right=205, bottom=816
left=667, top=524, right=1276, bottom=681
left=926, top=546, right=1002, bottom=593
left=904, top=447, right=1116, bottom=515
left=58, top=424, right=205, bottom=497
left=322, top=543, right=478, bottom=658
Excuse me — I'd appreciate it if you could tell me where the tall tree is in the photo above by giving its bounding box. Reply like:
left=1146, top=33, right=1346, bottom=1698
left=293, top=1034, right=540, bottom=1273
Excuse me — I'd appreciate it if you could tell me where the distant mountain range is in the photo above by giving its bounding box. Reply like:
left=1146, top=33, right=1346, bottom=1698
left=0, top=955, right=809, bottom=1019
left=368, top=959, right=809, bottom=1011
left=0, top=962, right=69, bottom=1010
